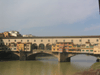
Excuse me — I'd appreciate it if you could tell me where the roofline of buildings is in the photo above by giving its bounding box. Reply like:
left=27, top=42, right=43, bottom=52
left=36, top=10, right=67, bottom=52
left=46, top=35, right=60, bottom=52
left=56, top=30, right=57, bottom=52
left=0, top=35, right=100, bottom=39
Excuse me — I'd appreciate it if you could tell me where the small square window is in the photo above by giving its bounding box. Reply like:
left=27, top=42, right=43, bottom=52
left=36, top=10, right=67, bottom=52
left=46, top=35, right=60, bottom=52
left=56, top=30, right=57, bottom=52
left=15, top=40, right=16, bottom=42
left=8, top=40, right=10, bottom=42
left=60, top=49, right=62, bottom=50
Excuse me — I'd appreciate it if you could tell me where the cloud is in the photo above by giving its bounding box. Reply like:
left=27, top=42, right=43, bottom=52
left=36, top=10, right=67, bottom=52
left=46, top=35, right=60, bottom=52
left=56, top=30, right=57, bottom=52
left=0, top=0, right=98, bottom=30
left=84, top=25, right=100, bottom=31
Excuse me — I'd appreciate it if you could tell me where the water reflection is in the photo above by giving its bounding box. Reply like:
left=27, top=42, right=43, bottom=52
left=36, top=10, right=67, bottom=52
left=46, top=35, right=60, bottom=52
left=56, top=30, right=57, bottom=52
left=0, top=54, right=97, bottom=75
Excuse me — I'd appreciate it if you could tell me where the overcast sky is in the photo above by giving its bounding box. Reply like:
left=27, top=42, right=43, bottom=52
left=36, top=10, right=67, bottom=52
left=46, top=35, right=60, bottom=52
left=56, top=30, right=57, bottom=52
left=0, top=0, right=100, bottom=36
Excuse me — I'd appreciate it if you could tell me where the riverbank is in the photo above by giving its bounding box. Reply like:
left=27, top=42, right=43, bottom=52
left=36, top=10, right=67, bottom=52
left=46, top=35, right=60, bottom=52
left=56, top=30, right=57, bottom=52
left=74, top=62, right=100, bottom=75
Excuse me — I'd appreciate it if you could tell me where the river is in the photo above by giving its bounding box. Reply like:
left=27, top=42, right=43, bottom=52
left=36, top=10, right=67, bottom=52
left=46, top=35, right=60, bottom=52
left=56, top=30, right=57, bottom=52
left=0, top=54, right=97, bottom=75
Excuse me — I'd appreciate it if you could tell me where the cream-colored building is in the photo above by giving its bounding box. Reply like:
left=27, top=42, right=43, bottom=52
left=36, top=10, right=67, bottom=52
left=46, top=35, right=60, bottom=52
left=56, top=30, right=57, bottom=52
left=9, top=42, right=17, bottom=51
left=93, top=43, right=100, bottom=54
left=9, top=31, right=22, bottom=37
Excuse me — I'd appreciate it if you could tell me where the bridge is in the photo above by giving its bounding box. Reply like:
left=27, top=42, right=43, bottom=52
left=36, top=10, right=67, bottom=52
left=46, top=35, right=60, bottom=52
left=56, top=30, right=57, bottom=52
left=1, top=36, right=100, bottom=62
left=1, top=49, right=100, bottom=62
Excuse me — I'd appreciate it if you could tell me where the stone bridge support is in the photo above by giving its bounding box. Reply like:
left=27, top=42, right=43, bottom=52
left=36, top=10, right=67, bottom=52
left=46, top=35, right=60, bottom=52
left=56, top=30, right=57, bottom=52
left=58, top=53, right=71, bottom=62
left=58, top=53, right=76, bottom=62
left=19, top=51, right=27, bottom=61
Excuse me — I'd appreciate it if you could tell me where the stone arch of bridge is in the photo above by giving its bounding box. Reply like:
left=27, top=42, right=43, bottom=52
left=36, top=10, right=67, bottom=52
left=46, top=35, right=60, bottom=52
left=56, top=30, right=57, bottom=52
left=39, top=43, right=45, bottom=50
left=27, top=52, right=58, bottom=60
left=68, top=53, right=96, bottom=58
left=0, top=51, right=20, bottom=60
left=46, top=43, right=52, bottom=50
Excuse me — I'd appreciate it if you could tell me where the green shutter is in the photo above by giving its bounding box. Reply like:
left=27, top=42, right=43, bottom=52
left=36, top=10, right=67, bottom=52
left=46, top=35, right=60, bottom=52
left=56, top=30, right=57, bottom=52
left=82, top=50, right=84, bottom=51
left=90, top=50, right=93, bottom=52
left=86, top=50, right=89, bottom=52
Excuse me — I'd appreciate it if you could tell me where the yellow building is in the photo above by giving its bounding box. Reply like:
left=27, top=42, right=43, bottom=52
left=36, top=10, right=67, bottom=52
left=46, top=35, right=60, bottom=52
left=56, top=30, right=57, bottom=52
left=52, top=44, right=59, bottom=52
left=52, top=42, right=64, bottom=52
left=17, top=42, right=24, bottom=51
left=3, top=32, right=10, bottom=37
left=17, top=42, right=32, bottom=52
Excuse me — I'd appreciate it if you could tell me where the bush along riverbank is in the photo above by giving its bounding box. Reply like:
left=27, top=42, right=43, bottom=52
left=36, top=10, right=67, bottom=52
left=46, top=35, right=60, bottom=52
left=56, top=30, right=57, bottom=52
left=74, top=62, right=100, bottom=75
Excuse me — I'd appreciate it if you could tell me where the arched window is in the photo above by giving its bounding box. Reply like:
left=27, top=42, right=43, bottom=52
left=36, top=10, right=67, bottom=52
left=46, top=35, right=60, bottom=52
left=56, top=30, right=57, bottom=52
left=56, top=40, right=57, bottom=42
left=39, top=43, right=45, bottom=50
left=14, top=40, right=16, bottom=42
left=32, top=43, right=38, bottom=49
left=63, top=40, right=65, bottom=42
left=97, top=39, right=99, bottom=42
left=79, top=40, right=81, bottom=42
left=46, top=43, right=51, bottom=50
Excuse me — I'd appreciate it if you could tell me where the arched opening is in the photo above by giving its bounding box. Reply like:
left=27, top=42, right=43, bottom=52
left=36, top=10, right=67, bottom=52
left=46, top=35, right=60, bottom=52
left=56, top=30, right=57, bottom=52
left=39, top=43, right=45, bottom=50
left=27, top=52, right=57, bottom=60
left=0, top=51, right=19, bottom=61
left=71, top=54, right=96, bottom=63
left=46, top=43, right=52, bottom=50
left=32, top=43, right=38, bottom=50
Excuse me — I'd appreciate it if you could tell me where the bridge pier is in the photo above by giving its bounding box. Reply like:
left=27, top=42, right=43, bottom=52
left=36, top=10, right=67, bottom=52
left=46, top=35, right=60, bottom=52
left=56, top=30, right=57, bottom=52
left=20, top=51, right=27, bottom=61
left=58, top=52, right=70, bottom=62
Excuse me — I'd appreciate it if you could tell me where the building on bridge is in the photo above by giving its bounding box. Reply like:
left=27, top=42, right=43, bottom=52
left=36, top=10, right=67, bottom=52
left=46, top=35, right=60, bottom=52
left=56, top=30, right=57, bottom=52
left=94, top=43, right=100, bottom=54
left=1, top=35, right=100, bottom=62
left=17, top=42, right=32, bottom=52
left=2, top=42, right=32, bottom=52
left=51, top=41, right=99, bottom=54
left=81, top=42, right=94, bottom=53
left=52, top=42, right=81, bottom=53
